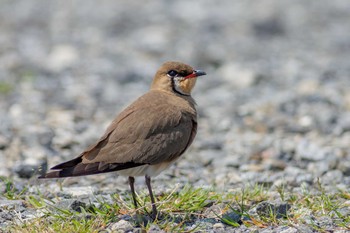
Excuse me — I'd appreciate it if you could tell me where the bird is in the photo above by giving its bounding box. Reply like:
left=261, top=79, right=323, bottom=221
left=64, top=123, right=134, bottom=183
left=39, top=61, right=206, bottom=219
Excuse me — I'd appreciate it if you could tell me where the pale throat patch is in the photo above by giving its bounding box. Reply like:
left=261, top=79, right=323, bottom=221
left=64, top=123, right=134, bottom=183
left=174, top=77, right=197, bottom=95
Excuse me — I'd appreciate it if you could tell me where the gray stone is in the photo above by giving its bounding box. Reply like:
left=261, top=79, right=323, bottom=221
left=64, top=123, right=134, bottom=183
left=212, top=222, right=226, bottom=233
left=0, top=135, right=9, bottom=150
left=54, top=199, right=87, bottom=213
left=317, top=216, right=334, bottom=229
left=0, top=211, right=15, bottom=227
left=46, top=45, right=79, bottom=72
left=0, top=199, right=25, bottom=210
left=108, top=220, right=133, bottom=232
left=296, top=140, right=328, bottom=161
left=221, top=211, right=242, bottom=225
left=0, top=200, right=26, bottom=228
left=148, top=224, right=166, bottom=233
left=294, top=224, right=314, bottom=233
left=13, top=161, right=46, bottom=179
left=332, top=206, right=350, bottom=218
left=256, top=201, right=291, bottom=219
left=321, top=170, right=343, bottom=185
left=338, top=161, right=350, bottom=176
left=277, top=226, right=298, bottom=233
left=61, top=186, right=95, bottom=198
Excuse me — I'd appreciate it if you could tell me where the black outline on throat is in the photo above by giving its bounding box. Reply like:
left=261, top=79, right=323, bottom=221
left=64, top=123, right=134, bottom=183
left=170, top=77, right=189, bottom=96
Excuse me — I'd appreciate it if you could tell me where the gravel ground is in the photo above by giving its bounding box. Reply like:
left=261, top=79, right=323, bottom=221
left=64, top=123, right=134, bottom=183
left=1, top=0, right=350, bottom=232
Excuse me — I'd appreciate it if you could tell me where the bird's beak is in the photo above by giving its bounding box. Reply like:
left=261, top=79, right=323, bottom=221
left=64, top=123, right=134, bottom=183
left=184, top=70, right=207, bottom=79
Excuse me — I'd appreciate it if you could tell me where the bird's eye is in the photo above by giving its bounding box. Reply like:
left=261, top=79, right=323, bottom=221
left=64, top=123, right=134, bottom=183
left=167, top=70, right=178, bottom=77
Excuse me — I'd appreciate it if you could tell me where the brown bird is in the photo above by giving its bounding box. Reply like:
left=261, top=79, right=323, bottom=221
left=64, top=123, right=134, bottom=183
left=39, top=61, right=206, bottom=219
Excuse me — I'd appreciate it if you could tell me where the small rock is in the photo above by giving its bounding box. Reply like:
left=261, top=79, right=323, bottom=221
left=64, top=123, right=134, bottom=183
left=13, top=160, right=47, bottom=179
left=334, top=230, right=350, bottom=233
left=295, top=173, right=314, bottom=185
left=253, top=17, right=285, bottom=38
left=336, top=113, right=350, bottom=134
left=131, top=26, right=168, bottom=54
left=0, top=200, right=25, bottom=210
left=21, top=145, right=48, bottom=162
left=218, top=63, right=257, bottom=89
left=321, top=170, right=343, bottom=185
left=307, top=161, right=331, bottom=177
left=296, top=140, right=328, bottom=161
left=196, top=138, right=223, bottom=150
left=0, top=211, right=15, bottom=226
left=109, top=219, right=133, bottom=232
left=330, top=206, right=350, bottom=218
left=62, top=186, right=94, bottom=198
left=294, top=224, right=314, bottom=233
left=192, top=220, right=215, bottom=232
left=221, top=211, right=242, bottom=225
left=213, top=222, right=225, bottom=232
left=13, top=164, right=39, bottom=179
left=0, top=135, right=9, bottom=150
left=316, top=216, right=333, bottom=229
left=256, top=201, right=291, bottom=219
left=147, top=224, right=165, bottom=233
left=0, top=200, right=26, bottom=227
left=0, top=151, right=9, bottom=177
left=338, top=161, right=350, bottom=176
left=277, top=226, right=298, bottom=233
left=298, top=115, right=313, bottom=128
left=54, top=199, right=86, bottom=213
left=46, top=45, right=79, bottom=72
left=297, top=79, right=320, bottom=95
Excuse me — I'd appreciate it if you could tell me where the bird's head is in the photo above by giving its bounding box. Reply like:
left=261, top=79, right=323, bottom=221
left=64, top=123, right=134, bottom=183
left=151, top=61, right=206, bottom=96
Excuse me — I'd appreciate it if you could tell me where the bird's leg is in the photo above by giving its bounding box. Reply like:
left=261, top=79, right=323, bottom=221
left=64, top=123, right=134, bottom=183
left=128, top=176, right=138, bottom=210
left=145, top=175, right=158, bottom=219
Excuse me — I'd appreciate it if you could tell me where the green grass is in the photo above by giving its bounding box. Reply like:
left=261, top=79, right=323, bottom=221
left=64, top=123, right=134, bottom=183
left=1, top=177, right=349, bottom=233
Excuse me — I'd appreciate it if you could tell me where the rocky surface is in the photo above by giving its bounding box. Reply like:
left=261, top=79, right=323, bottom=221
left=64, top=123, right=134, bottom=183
left=1, top=0, right=350, bottom=232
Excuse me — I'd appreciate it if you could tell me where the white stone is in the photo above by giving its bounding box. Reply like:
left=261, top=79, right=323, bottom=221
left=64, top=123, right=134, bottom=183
left=62, top=186, right=95, bottom=198
left=218, top=63, right=256, bottom=89
left=109, top=219, right=133, bottom=232
left=46, top=45, right=79, bottom=72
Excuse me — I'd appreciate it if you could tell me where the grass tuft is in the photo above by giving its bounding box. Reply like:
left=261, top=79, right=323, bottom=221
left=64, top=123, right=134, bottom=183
left=1, top=178, right=349, bottom=232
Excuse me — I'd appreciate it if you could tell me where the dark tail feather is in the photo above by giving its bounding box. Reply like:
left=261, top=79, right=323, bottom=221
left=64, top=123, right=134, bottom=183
left=38, top=156, right=86, bottom=178
left=38, top=160, right=145, bottom=179
left=51, top=156, right=83, bottom=170
left=38, top=163, right=101, bottom=178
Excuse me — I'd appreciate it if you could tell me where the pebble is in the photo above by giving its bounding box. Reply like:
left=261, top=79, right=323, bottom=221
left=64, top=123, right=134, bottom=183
left=108, top=219, right=133, bottom=232
left=338, top=161, right=350, bottom=176
left=294, top=224, right=314, bottom=233
left=213, top=222, right=226, bottom=232
left=255, top=201, right=291, bottom=219
left=46, top=45, right=79, bottom=72
left=147, top=224, right=166, bottom=233
left=53, top=199, right=87, bottom=213
left=321, top=170, right=344, bottom=185
left=0, top=136, right=9, bottom=150
left=0, top=200, right=25, bottom=210
left=13, top=162, right=44, bottom=179
left=218, top=63, right=257, bottom=89
left=221, top=211, right=242, bottom=225
left=60, top=186, right=95, bottom=198
left=278, top=226, right=299, bottom=233
left=296, top=140, right=328, bottom=161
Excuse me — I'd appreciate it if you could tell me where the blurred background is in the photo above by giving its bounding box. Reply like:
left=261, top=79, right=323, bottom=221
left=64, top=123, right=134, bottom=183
left=0, top=0, right=349, bottom=190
